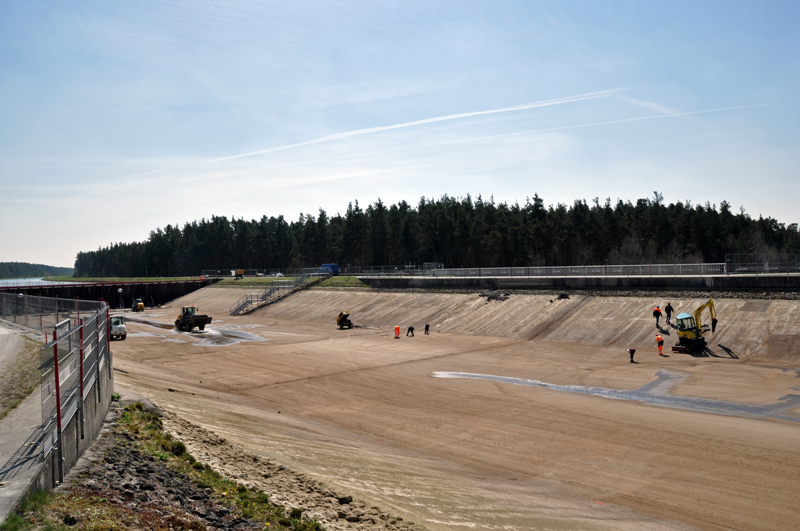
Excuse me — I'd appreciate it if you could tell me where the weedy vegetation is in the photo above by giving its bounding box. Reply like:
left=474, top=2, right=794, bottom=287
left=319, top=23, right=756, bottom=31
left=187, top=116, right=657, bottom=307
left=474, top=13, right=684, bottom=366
left=1, top=402, right=323, bottom=531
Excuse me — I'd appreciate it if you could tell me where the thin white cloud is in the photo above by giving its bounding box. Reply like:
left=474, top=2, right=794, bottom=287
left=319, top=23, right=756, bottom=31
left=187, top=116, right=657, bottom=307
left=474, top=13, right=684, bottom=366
left=266, top=102, right=782, bottom=166
left=615, top=95, right=683, bottom=115
left=380, top=101, right=783, bottom=153
left=209, top=89, right=625, bottom=163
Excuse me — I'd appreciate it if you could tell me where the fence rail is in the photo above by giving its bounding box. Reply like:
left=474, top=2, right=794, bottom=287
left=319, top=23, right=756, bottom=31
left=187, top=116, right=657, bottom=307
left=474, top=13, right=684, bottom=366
left=358, top=263, right=732, bottom=277
left=205, top=261, right=800, bottom=280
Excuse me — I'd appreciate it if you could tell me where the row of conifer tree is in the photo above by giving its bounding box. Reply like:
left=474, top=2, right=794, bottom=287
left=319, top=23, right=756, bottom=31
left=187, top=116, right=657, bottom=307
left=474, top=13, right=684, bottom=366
left=73, top=193, right=800, bottom=277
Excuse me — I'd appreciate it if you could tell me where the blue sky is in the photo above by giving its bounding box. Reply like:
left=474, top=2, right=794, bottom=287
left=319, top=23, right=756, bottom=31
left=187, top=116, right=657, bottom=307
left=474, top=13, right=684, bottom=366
left=1, top=1, right=798, bottom=267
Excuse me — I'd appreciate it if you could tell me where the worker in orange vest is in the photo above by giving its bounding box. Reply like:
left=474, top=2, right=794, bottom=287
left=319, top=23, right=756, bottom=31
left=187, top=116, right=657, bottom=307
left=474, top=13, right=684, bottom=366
left=394, top=325, right=400, bottom=339
left=653, top=306, right=662, bottom=327
left=656, top=334, right=665, bottom=356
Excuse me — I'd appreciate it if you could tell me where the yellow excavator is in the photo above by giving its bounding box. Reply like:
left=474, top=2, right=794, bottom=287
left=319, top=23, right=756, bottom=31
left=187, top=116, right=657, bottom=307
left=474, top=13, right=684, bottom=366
left=672, top=298, right=718, bottom=353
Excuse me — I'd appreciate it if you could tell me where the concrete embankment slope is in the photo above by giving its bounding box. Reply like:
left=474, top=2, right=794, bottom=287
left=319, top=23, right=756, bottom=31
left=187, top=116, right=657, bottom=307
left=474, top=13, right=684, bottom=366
left=175, top=287, right=800, bottom=360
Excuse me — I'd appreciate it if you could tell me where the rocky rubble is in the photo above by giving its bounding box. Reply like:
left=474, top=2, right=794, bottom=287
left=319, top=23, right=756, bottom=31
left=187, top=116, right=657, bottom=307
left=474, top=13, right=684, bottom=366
left=161, top=412, right=423, bottom=531
left=57, top=410, right=268, bottom=530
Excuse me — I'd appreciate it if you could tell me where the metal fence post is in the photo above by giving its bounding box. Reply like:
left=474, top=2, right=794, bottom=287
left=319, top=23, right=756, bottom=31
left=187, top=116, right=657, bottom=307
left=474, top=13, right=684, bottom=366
left=96, top=312, right=102, bottom=403
left=53, top=330, right=64, bottom=485
left=79, top=319, right=85, bottom=440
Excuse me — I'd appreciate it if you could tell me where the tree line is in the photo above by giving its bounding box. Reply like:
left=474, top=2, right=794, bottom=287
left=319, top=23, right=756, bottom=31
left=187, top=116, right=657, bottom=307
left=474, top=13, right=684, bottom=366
left=0, top=262, right=74, bottom=279
left=73, top=193, right=800, bottom=277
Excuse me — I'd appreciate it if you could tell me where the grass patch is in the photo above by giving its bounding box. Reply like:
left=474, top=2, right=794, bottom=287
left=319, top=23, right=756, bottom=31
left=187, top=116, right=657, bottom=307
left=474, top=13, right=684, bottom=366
left=214, top=276, right=366, bottom=288
left=0, top=336, right=41, bottom=421
left=4, top=402, right=323, bottom=530
left=317, top=276, right=366, bottom=288
left=215, top=277, right=293, bottom=286
left=44, top=276, right=200, bottom=282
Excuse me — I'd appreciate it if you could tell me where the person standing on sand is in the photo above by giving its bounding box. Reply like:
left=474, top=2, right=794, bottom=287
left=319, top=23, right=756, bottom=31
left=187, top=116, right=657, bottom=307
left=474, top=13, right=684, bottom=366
left=653, top=306, right=662, bottom=327
left=394, top=325, right=400, bottom=339
left=407, top=326, right=415, bottom=337
left=656, top=334, right=665, bottom=356
left=424, top=323, right=430, bottom=335
left=627, top=348, right=636, bottom=363
left=665, top=303, right=674, bottom=324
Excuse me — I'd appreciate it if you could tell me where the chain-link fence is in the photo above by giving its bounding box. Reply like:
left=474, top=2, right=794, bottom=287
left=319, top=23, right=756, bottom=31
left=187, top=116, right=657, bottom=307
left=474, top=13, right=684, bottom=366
left=0, top=293, right=105, bottom=336
left=39, top=306, right=109, bottom=472
left=0, top=293, right=110, bottom=485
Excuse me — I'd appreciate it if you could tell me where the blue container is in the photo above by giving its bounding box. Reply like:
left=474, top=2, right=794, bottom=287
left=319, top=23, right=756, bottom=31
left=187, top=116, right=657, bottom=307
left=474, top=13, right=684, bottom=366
left=320, top=263, right=340, bottom=276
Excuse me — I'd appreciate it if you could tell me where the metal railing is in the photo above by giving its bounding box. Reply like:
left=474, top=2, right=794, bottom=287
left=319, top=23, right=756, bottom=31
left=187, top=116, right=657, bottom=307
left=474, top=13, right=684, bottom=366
left=359, top=263, right=732, bottom=278
left=229, top=268, right=331, bottom=315
left=208, top=260, right=800, bottom=281
left=350, top=262, right=799, bottom=278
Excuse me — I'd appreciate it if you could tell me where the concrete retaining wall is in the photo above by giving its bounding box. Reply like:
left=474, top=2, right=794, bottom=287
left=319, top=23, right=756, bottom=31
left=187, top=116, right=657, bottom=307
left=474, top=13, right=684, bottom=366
left=360, top=274, right=800, bottom=291
left=0, top=279, right=215, bottom=307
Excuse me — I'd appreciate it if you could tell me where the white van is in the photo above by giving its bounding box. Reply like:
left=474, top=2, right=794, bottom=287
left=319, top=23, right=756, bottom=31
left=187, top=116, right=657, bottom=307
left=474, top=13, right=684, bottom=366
left=110, top=315, right=127, bottom=341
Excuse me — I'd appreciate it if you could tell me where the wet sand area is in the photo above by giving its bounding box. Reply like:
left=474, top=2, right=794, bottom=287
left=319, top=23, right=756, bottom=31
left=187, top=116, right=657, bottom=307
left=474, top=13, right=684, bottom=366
left=111, top=289, right=800, bottom=531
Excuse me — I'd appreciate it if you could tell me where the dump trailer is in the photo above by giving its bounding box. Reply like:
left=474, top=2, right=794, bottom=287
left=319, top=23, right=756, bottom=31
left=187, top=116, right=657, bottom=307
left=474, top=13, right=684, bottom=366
left=337, top=311, right=353, bottom=329
left=132, top=298, right=145, bottom=312
left=672, top=298, right=718, bottom=353
left=175, top=306, right=213, bottom=332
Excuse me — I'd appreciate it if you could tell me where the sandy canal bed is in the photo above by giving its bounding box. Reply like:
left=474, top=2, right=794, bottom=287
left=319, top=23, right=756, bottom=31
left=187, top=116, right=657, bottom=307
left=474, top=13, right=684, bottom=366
left=111, top=287, right=800, bottom=531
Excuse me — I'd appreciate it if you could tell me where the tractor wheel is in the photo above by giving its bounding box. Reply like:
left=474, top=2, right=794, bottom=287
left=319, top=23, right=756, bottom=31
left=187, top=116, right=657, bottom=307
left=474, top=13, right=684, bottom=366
left=121, top=335, right=126, bottom=341
left=199, top=324, right=205, bottom=331
left=175, top=320, right=180, bottom=329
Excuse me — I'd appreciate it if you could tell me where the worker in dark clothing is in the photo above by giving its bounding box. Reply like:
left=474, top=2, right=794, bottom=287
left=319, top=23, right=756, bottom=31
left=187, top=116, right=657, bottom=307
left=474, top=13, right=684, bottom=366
left=407, top=326, right=415, bottom=337
left=627, top=348, right=636, bottom=363
left=664, top=303, right=674, bottom=324
left=653, top=306, right=662, bottom=327
left=424, top=323, right=430, bottom=335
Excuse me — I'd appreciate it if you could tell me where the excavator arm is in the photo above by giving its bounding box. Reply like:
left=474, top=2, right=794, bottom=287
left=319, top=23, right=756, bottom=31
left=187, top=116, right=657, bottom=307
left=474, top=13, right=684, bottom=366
left=693, top=299, right=718, bottom=337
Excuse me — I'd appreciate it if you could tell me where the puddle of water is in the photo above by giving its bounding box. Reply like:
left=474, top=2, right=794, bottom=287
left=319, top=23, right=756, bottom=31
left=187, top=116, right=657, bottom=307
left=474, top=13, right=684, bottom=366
left=126, top=331, right=163, bottom=338
left=194, top=328, right=268, bottom=347
left=125, top=316, right=267, bottom=347
left=433, top=371, right=800, bottom=422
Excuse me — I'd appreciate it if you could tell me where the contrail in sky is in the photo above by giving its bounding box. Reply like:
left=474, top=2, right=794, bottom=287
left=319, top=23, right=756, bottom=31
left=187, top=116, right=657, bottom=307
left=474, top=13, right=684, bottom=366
left=210, top=89, right=624, bottom=163
left=372, top=102, right=782, bottom=153
left=274, top=102, right=783, bottom=166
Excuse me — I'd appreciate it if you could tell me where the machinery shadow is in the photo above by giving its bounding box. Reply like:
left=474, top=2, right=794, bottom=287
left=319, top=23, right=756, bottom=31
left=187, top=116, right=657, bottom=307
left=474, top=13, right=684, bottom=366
left=676, top=344, right=738, bottom=359
left=716, top=344, right=739, bottom=359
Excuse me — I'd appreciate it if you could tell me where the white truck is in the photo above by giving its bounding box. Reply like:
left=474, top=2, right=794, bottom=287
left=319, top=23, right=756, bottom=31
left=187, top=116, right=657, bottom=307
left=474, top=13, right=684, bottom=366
left=110, top=315, right=127, bottom=341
